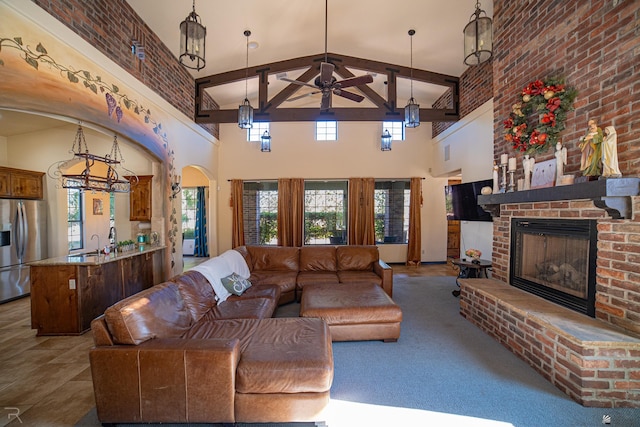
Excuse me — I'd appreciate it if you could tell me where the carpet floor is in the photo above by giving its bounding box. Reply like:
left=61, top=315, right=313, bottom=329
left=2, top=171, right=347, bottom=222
left=78, top=276, right=640, bottom=426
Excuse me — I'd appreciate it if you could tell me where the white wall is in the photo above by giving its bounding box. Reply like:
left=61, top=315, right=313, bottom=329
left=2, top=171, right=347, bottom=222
left=430, top=100, right=495, bottom=260
left=216, top=120, right=449, bottom=263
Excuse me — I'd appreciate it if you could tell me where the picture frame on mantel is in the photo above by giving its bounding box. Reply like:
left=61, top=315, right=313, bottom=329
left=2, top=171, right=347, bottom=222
left=531, top=158, right=557, bottom=189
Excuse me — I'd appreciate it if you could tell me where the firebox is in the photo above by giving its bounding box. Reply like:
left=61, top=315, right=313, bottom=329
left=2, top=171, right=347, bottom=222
left=510, top=218, right=597, bottom=317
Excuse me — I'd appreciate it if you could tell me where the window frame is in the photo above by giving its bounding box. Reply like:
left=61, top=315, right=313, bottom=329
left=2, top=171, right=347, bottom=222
left=248, top=122, right=270, bottom=142
left=67, top=186, right=84, bottom=251
left=315, top=120, right=338, bottom=141
left=304, top=180, right=348, bottom=245
left=181, top=187, right=198, bottom=240
left=382, top=121, right=405, bottom=141
left=374, top=179, right=411, bottom=244
left=242, top=181, right=279, bottom=245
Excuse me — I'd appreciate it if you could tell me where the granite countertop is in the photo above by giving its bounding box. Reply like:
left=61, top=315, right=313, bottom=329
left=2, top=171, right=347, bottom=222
left=30, top=245, right=166, bottom=266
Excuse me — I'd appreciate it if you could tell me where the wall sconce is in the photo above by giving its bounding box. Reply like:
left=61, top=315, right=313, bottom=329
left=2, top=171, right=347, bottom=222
left=380, top=129, right=392, bottom=151
left=170, top=174, right=181, bottom=199
left=463, top=1, right=493, bottom=66
left=179, top=0, right=206, bottom=71
left=260, top=130, right=272, bottom=152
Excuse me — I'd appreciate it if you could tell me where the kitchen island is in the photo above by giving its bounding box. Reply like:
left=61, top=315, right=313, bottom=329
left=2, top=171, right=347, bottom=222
left=29, top=245, right=166, bottom=336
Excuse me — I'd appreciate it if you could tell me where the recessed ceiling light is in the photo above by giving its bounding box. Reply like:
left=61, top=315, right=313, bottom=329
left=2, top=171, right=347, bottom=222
left=248, top=41, right=259, bottom=49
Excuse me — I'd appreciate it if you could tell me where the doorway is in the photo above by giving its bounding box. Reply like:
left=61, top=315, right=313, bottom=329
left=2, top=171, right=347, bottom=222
left=446, top=178, right=461, bottom=259
left=181, top=166, right=210, bottom=269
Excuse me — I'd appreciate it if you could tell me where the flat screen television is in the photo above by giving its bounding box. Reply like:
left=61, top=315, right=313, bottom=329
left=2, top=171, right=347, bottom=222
left=445, top=179, right=493, bottom=222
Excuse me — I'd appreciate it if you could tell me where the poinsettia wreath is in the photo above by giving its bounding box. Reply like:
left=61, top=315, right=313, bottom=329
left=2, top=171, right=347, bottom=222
left=503, top=77, right=577, bottom=154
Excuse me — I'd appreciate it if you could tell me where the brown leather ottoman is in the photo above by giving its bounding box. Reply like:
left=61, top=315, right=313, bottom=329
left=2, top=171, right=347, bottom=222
left=300, top=282, right=402, bottom=342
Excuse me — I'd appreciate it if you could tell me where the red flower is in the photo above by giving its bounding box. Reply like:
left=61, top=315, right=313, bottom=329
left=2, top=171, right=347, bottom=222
left=503, top=118, right=514, bottom=128
left=505, top=134, right=513, bottom=142
left=547, top=97, right=561, bottom=112
left=541, top=112, right=556, bottom=127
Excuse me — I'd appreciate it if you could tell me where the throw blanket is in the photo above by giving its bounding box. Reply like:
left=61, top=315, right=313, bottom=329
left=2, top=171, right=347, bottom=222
left=220, top=249, right=251, bottom=279
left=191, top=256, right=233, bottom=302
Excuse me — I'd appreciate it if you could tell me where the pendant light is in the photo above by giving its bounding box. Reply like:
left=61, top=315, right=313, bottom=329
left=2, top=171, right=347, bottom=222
left=179, top=0, right=206, bottom=71
left=260, top=130, right=272, bottom=152
left=380, top=129, right=392, bottom=151
left=404, top=29, right=420, bottom=128
left=463, top=1, right=493, bottom=66
left=238, top=30, right=254, bottom=129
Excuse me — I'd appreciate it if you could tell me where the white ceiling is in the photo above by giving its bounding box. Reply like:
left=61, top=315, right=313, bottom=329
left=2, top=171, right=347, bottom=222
left=0, top=1, right=493, bottom=136
left=127, top=0, right=493, bottom=110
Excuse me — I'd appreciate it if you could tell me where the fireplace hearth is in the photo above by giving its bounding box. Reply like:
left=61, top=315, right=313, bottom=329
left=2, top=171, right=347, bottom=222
left=510, top=218, right=597, bottom=317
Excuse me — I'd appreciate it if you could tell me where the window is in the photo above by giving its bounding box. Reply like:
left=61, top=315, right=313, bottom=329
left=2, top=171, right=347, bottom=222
left=374, top=180, right=411, bottom=244
left=67, top=187, right=83, bottom=251
left=243, top=181, right=278, bottom=245
left=315, top=121, right=337, bottom=141
left=382, top=121, right=405, bottom=141
left=182, top=188, right=197, bottom=239
left=304, top=181, right=348, bottom=245
left=109, top=193, right=115, bottom=229
left=248, top=122, right=270, bottom=142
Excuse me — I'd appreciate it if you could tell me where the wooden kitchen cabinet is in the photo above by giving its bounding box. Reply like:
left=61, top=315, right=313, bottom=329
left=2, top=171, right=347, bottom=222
left=30, top=247, right=165, bottom=336
left=0, top=166, right=44, bottom=199
left=127, top=175, right=153, bottom=221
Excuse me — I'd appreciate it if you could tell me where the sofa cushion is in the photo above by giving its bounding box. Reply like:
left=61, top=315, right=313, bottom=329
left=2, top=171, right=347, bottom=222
left=104, top=282, right=192, bottom=345
left=221, top=273, right=252, bottom=296
left=247, top=246, right=299, bottom=271
left=336, top=245, right=378, bottom=271
left=297, top=271, right=340, bottom=288
left=249, top=271, right=298, bottom=294
left=337, top=270, right=382, bottom=286
left=183, top=318, right=262, bottom=353
left=209, top=297, right=276, bottom=320
left=170, top=270, right=217, bottom=323
left=299, top=246, right=337, bottom=272
left=236, top=318, right=333, bottom=394
left=228, top=284, right=281, bottom=302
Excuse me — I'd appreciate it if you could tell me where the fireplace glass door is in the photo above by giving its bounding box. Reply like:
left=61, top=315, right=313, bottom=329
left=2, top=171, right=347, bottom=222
left=510, top=218, right=597, bottom=317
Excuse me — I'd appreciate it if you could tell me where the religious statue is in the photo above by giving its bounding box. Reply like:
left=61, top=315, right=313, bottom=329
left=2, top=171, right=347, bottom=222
left=522, top=154, right=535, bottom=190
left=579, top=119, right=603, bottom=176
left=555, top=141, right=567, bottom=184
left=602, top=126, right=622, bottom=178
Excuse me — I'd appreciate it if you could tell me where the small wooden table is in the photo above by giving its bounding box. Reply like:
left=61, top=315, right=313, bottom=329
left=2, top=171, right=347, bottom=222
left=451, top=258, right=492, bottom=297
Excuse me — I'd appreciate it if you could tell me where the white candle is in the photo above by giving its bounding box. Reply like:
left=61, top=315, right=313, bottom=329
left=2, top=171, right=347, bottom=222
left=500, top=153, right=508, bottom=165
left=508, top=157, right=517, bottom=171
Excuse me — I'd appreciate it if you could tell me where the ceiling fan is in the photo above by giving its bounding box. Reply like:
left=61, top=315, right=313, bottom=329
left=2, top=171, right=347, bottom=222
left=279, top=0, right=373, bottom=110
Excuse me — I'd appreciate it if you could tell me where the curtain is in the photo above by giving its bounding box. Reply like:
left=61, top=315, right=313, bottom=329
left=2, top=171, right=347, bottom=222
left=231, top=179, right=245, bottom=248
left=193, top=186, right=209, bottom=257
left=406, top=177, right=422, bottom=265
left=277, top=178, right=304, bottom=246
left=348, top=178, right=375, bottom=245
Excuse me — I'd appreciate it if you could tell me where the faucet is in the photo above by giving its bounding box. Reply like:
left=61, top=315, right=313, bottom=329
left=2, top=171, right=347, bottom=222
left=108, top=226, right=117, bottom=253
left=91, top=234, right=100, bottom=255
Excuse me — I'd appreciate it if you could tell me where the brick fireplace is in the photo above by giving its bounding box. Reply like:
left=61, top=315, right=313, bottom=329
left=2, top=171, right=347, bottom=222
left=459, top=179, right=640, bottom=407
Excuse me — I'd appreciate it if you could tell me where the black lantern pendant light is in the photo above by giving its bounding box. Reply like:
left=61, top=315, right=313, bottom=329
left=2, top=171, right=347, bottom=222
left=260, top=131, right=272, bottom=152
left=179, top=0, right=206, bottom=71
left=380, top=129, right=392, bottom=151
left=404, top=29, right=420, bottom=128
left=238, top=30, right=254, bottom=129
left=463, top=1, right=493, bottom=66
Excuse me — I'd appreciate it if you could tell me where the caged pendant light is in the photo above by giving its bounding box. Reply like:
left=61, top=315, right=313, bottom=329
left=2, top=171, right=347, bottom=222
left=179, top=0, right=206, bottom=71
left=404, top=29, right=420, bottom=128
left=238, top=30, right=254, bottom=129
left=260, top=130, right=272, bottom=152
left=380, top=129, right=392, bottom=151
left=463, top=1, right=493, bottom=66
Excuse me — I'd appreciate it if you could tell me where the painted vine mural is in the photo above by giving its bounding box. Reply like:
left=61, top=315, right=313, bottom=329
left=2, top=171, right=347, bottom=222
left=0, top=35, right=181, bottom=269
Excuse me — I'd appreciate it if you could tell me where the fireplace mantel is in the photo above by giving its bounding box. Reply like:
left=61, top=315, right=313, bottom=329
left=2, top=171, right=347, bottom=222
left=478, top=177, right=640, bottom=219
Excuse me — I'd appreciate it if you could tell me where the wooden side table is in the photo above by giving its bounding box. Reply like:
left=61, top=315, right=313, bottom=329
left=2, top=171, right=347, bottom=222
left=451, top=258, right=492, bottom=297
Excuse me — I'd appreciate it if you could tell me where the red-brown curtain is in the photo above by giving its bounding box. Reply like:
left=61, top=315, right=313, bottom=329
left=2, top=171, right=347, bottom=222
left=406, top=177, right=422, bottom=265
left=277, top=178, right=304, bottom=246
left=348, top=178, right=375, bottom=245
left=231, top=179, right=245, bottom=248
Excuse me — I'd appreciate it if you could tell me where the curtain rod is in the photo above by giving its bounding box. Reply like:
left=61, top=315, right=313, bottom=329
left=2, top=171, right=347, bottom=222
left=227, top=178, right=425, bottom=182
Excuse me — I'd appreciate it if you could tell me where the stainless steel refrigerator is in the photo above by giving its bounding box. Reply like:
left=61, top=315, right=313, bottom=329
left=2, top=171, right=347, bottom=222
left=0, top=199, right=47, bottom=303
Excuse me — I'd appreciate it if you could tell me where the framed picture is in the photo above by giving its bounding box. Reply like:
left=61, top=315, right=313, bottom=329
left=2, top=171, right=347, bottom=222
left=93, top=198, right=103, bottom=215
left=531, top=158, right=557, bottom=189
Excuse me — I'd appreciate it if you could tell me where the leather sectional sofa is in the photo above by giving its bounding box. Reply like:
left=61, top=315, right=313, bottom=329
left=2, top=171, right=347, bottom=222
left=89, top=245, right=393, bottom=424
left=90, top=268, right=333, bottom=424
left=234, top=244, right=394, bottom=304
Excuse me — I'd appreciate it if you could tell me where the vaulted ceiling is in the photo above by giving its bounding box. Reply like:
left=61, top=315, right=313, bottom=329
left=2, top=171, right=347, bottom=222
left=127, top=0, right=493, bottom=120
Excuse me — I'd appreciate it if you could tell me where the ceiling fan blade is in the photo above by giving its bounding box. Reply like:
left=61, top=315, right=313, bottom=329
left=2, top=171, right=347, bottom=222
left=278, top=76, right=318, bottom=89
left=334, top=89, right=365, bottom=103
left=319, top=62, right=335, bottom=85
left=320, top=92, right=332, bottom=110
left=287, top=91, right=321, bottom=102
left=336, top=74, right=374, bottom=89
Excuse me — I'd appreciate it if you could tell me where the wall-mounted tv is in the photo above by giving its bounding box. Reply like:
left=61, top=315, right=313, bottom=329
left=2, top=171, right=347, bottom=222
left=444, top=179, right=493, bottom=222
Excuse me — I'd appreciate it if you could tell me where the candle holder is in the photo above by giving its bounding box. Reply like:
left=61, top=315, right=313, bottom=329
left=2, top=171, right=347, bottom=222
left=508, top=170, right=516, bottom=192
left=500, top=164, right=508, bottom=193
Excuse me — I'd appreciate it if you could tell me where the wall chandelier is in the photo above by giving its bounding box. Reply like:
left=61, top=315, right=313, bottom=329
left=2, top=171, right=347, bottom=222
left=48, top=124, right=138, bottom=193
